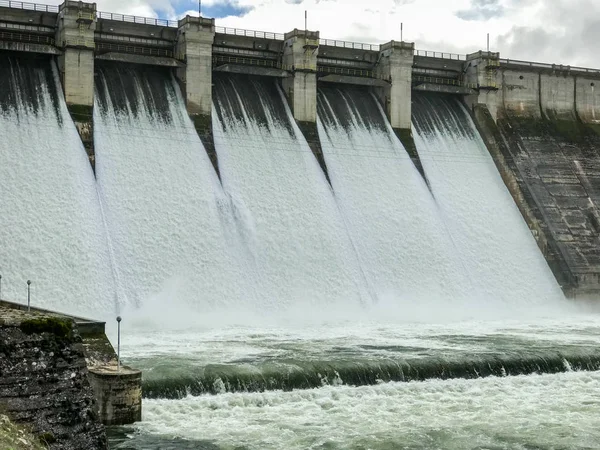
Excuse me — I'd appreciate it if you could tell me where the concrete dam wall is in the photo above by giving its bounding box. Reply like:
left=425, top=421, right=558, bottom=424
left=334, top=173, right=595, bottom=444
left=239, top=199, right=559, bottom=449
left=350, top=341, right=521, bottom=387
left=1, top=0, right=600, bottom=303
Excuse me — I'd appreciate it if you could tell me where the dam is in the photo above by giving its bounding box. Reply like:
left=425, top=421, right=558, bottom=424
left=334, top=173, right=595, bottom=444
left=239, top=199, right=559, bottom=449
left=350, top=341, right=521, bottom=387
left=1, top=1, right=600, bottom=449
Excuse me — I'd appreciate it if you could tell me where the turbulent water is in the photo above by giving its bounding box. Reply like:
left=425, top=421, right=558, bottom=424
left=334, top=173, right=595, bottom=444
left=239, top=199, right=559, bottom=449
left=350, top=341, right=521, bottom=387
left=0, top=52, right=114, bottom=316
left=2, top=57, right=598, bottom=450
left=94, top=62, right=249, bottom=313
left=108, top=317, right=600, bottom=449
left=212, top=74, right=369, bottom=309
left=412, top=93, right=564, bottom=305
left=317, top=85, right=469, bottom=303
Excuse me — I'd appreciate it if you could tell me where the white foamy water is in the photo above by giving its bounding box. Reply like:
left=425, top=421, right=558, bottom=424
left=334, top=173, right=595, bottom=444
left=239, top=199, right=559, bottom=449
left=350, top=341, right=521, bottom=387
left=0, top=55, right=114, bottom=317
left=120, top=370, right=600, bottom=449
left=317, top=86, right=469, bottom=303
left=412, top=93, right=564, bottom=305
left=211, top=74, right=369, bottom=309
left=94, top=64, right=250, bottom=313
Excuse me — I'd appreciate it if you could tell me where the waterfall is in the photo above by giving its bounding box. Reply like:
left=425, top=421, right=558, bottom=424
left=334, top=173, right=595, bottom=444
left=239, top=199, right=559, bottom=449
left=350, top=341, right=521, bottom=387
left=94, top=62, right=250, bottom=313
left=411, top=92, right=564, bottom=305
left=0, top=52, right=114, bottom=317
left=317, top=85, right=469, bottom=305
left=212, top=73, right=369, bottom=309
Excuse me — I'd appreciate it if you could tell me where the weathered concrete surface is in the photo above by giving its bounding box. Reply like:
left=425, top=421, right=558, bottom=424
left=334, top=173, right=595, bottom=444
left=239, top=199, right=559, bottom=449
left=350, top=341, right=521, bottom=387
left=88, top=366, right=142, bottom=426
left=576, top=77, right=600, bottom=125
left=0, top=306, right=108, bottom=449
left=55, top=2, right=96, bottom=108
left=463, top=51, right=501, bottom=121
left=413, top=82, right=477, bottom=95
left=540, top=74, right=576, bottom=121
left=281, top=28, right=319, bottom=123
left=0, top=41, right=60, bottom=55
left=176, top=15, right=215, bottom=116
left=472, top=105, right=575, bottom=291
left=214, top=63, right=289, bottom=78
left=319, top=74, right=388, bottom=87
left=96, top=52, right=183, bottom=67
left=487, top=107, right=600, bottom=298
left=502, top=70, right=541, bottom=117
left=376, top=40, right=414, bottom=130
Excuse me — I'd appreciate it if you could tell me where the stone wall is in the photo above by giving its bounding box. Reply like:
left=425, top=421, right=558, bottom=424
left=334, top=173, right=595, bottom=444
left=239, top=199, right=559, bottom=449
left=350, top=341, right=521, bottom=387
left=0, top=306, right=107, bottom=450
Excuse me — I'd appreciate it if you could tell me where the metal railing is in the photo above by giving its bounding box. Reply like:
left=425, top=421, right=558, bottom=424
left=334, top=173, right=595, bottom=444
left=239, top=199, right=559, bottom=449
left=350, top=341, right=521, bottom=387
left=213, top=54, right=281, bottom=68
left=415, top=50, right=466, bottom=61
left=0, top=30, right=54, bottom=45
left=319, top=39, right=379, bottom=51
left=215, top=26, right=284, bottom=40
left=97, top=11, right=178, bottom=27
left=95, top=41, right=173, bottom=57
left=0, top=0, right=58, bottom=12
left=499, top=58, right=600, bottom=75
left=413, top=75, right=477, bottom=89
left=318, top=66, right=375, bottom=78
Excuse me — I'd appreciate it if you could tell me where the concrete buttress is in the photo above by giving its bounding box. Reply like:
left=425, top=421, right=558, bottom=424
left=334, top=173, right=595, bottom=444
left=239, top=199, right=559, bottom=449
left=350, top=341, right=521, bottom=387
left=376, top=41, right=414, bottom=131
left=281, top=28, right=319, bottom=123
left=56, top=1, right=97, bottom=170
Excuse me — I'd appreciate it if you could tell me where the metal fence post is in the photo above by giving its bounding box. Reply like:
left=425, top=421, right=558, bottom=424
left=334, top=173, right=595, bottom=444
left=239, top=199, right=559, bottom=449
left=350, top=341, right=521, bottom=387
left=117, top=316, right=122, bottom=372
left=27, top=280, right=31, bottom=312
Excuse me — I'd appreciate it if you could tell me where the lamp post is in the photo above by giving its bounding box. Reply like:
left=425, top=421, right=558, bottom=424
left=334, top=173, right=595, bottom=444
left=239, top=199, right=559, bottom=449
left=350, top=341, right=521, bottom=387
left=0, top=274, right=2, bottom=300
left=116, top=316, right=122, bottom=372
left=27, top=280, right=31, bottom=312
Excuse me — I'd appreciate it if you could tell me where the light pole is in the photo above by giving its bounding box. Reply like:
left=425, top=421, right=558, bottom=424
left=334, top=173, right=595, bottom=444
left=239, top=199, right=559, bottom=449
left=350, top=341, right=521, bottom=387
left=0, top=274, right=2, bottom=300
left=27, top=280, right=31, bottom=312
left=116, top=316, right=122, bottom=372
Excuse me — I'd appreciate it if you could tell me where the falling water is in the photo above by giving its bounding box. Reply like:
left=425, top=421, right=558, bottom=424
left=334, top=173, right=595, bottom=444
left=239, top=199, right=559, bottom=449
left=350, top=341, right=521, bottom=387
left=0, top=52, right=114, bottom=317
left=212, top=73, right=369, bottom=309
left=412, top=92, right=564, bottom=305
left=94, top=62, right=250, bottom=313
left=317, top=85, right=469, bottom=304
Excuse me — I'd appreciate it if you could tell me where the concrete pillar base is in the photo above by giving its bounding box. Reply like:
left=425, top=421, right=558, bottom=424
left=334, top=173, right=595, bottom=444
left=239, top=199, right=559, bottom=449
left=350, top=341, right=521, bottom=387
left=88, top=365, right=142, bottom=426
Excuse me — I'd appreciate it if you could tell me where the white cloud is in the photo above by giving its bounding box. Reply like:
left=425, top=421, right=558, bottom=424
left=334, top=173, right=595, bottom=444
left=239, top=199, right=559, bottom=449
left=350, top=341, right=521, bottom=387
left=40, top=0, right=600, bottom=67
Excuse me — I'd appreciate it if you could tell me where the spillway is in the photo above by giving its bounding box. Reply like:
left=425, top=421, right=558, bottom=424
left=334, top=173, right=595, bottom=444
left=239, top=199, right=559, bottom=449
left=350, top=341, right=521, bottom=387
left=317, top=85, right=469, bottom=304
left=411, top=92, right=564, bottom=305
left=94, top=62, right=249, bottom=313
left=212, top=73, right=369, bottom=309
left=0, top=52, right=114, bottom=316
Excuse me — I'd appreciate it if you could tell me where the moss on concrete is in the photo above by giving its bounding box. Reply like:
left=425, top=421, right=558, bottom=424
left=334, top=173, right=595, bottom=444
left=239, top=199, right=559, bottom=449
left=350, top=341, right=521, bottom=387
left=19, top=317, right=73, bottom=338
left=0, top=415, right=46, bottom=450
left=66, top=104, right=93, bottom=123
left=190, top=113, right=219, bottom=179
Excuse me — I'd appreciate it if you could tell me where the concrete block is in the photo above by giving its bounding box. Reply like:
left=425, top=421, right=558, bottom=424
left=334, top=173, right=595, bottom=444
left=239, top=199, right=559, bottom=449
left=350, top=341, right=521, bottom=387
left=88, top=366, right=142, bottom=426
left=540, top=74, right=575, bottom=120
left=576, top=77, right=600, bottom=124
left=375, top=40, right=414, bottom=130
left=281, top=28, right=319, bottom=123
left=501, top=70, right=541, bottom=117
left=176, top=16, right=215, bottom=116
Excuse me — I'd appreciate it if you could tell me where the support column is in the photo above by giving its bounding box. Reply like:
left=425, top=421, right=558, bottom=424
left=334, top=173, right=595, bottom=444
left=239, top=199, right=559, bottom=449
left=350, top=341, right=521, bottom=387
left=463, top=51, right=501, bottom=121
left=281, top=28, right=319, bottom=123
left=56, top=1, right=96, bottom=170
left=281, top=29, right=331, bottom=182
left=176, top=16, right=217, bottom=173
left=376, top=41, right=414, bottom=131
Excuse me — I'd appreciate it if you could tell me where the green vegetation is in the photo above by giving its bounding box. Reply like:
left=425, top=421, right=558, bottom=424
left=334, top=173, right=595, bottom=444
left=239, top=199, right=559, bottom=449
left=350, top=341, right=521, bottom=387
left=20, top=317, right=73, bottom=338
left=0, top=415, right=46, bottom=450
left=67, top=104, right=93, bottom=123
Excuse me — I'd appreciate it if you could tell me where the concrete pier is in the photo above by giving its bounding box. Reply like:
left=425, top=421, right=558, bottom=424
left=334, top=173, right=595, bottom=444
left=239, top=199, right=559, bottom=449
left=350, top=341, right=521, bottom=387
left=175, top=15, right=215, bottom=117
left=281, top=28, right=319, bottom=123
left=88, top=365, right=142, bottom=426
left=376, top=40, right=414, bottom=131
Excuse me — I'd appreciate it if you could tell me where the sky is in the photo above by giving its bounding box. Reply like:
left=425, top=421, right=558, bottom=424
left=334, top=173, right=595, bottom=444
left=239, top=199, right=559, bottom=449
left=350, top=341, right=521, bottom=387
left=44, top=0, right=599, bottom=68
